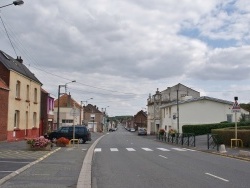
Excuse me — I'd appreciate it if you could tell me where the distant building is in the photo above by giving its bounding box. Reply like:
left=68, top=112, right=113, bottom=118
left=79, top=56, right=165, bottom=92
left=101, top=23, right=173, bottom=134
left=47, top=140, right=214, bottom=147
left=134, top=110, right=147, bottom=130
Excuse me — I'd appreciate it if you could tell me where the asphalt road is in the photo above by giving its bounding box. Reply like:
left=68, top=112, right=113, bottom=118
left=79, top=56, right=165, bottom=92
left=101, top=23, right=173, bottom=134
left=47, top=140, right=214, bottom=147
left=92, top=126, right=250, bottom=188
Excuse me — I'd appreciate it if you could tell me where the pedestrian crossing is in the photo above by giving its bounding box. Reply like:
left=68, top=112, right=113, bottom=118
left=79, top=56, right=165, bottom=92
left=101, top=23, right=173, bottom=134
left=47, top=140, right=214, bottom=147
left=94, top=147, right=196, bottom=152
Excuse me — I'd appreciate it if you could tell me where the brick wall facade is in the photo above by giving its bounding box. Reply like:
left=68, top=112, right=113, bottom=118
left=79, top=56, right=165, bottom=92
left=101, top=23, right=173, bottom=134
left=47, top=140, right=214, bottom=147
left=0, top=87, right=9, bottom=141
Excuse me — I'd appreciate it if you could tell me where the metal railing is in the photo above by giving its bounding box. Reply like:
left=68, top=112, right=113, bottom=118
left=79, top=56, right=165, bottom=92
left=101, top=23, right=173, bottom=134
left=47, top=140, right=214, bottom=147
left=156, top=133, right=196, bottom=147
left=207, top=133, right=222, bottom=151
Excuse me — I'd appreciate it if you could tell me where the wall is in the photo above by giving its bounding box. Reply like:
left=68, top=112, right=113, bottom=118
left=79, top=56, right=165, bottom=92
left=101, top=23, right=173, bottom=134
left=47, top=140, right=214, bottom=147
left=0, top=87, right=9, bottom=141
left=7, top=71, right=41, bottom=141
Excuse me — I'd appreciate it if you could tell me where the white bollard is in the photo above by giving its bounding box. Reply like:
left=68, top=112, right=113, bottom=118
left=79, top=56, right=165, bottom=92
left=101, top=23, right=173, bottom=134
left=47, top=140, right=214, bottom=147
left=219, top=144, right=227, bottom=153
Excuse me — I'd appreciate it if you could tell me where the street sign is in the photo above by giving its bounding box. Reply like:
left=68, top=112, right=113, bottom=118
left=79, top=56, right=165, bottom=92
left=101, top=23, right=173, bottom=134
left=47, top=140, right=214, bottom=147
left=70, top=108, right=80, bottom=116
left=232, top=101, right=241, bottom=113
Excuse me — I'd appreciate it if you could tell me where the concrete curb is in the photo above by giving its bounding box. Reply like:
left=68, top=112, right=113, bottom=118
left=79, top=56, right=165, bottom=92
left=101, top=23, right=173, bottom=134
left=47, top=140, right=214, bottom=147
left=0, top=147, right=61, bottom=186
left=77, top=135, right=105, bottom=188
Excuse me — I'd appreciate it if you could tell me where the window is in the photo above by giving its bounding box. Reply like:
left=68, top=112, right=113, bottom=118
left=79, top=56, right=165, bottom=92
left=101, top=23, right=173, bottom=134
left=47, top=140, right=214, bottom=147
left=33, top=112, right=37, bottom=127
left=169, top=107, right=171, bottom=118
left=16, top=81, right=21, bottom=99
left=14, top=110, right=20, bottom=128
left=26, top=85, right=30, bottom=101
left=34, top=88, right=37, bottom=103
left=25, top=111, right=28, bottom=135
left=227, top=114, right=232, bottom=123
left=62, top=119, right=73, bottom=123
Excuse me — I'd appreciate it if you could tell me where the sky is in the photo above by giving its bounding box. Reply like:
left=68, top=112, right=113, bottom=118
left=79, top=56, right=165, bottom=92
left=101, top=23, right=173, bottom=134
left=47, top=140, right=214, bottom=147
left=0, top=0, right=250, bottom=116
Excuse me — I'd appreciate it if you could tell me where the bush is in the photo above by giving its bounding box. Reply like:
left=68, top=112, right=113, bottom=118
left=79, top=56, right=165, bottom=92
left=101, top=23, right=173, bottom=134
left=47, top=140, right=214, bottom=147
left=27, top=136, right=51, bottom=148
left=182, top=121, right=250, bottom=135
left=56, top=137, right=70, bottom=146
left=159, top=129, right=165, bottom=135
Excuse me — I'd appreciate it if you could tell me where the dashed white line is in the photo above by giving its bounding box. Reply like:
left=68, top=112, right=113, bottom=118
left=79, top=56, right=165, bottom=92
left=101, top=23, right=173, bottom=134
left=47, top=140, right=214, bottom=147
left=172, top=148, right=186, bottom=151
left=205, top=173, right=229, bottom=182
left=126, top=148, right=136, bottom=151
left=142, top=148, right=153, bottom=151
left=110, top=148, right=118, bottom=151
left=157, top=148, right=170, bottom=151
left=94, top=148, right=102, bottom=152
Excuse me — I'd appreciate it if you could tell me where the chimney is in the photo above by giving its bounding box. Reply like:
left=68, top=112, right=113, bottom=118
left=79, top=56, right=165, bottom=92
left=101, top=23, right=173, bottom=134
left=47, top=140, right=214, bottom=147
left=67, top=93, right=71, bottom=107
left=16, top=56, right=23, bottom=64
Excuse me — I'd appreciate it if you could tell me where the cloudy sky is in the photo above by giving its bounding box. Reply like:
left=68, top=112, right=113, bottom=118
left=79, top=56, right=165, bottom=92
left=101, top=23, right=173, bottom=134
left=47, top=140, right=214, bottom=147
left=1, top=0, right=250, bottom=116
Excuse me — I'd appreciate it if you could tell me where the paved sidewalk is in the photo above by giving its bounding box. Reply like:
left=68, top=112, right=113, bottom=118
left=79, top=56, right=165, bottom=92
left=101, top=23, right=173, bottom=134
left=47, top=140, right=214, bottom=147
left=0, top=132, right=104, bottom=188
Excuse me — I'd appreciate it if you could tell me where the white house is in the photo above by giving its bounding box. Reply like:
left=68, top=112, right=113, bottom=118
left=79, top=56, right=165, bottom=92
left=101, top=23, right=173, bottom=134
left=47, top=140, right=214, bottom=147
left=161, top=96, right=249, bottom=133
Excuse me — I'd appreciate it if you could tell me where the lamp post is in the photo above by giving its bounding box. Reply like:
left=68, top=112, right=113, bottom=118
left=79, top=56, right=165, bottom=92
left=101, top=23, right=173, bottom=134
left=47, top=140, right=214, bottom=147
left=56, top=80, right=76, bottom=129
left=0, top=0, right=24, bottom=8
left=154, top=88, right=161, bottom=134
left=80, top=98, right=93, bottom=125
left=102, top=106, right=109, bottom=132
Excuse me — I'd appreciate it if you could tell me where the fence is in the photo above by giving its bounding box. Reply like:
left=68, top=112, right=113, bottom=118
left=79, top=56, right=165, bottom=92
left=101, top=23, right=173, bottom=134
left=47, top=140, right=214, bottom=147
left=156, top=133, right=196, bottom=147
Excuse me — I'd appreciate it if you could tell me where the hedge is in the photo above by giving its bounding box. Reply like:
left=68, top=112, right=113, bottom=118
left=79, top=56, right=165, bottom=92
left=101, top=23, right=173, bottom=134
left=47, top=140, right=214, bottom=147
left=182, top=121, right=250, bottom=135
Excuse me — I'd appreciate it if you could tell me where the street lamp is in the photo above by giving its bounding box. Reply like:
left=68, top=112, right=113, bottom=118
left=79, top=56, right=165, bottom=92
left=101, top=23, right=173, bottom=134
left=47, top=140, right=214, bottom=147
left=57, top=80, right=76, bottom=129
left=80, top=98, right=93, bottom=125
left=154, top=88, right=161, bottom=134
left=102, top=106, right=109, bottom=132
left=0, top=0, right=24, bottom=8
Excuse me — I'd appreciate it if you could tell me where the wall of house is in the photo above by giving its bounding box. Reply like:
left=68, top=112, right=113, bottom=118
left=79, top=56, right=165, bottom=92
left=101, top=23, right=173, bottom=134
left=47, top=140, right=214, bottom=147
left=161, top=99, right=249, bottom=133
left=0, top=63, right=10, bottom=85
left=7, top=71, right=41, bottom=141
left=0, top=87, right=9, bottom=141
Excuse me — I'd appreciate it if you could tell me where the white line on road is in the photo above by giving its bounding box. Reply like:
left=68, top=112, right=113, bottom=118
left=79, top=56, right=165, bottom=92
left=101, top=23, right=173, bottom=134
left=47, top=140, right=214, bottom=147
left=182, top=148, right=196, bottom=151
left=159, top=155, right=168, bottom=159
left=205, top=173, right=229, bottom=182
left=172, top=148, right=186, bottom=151
left=157, top=148, right=170, bottom=151
left=94, top=148, right=102, bottom=152
left=126, top=148, right=135, bottom=151
left=110, top=148, right=118, bottom=151
left=142, top=148, right=153, bottom=151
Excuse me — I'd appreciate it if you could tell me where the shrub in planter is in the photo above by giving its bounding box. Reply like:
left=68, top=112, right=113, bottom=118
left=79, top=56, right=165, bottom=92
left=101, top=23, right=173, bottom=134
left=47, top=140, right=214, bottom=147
left=26, top=136, right=51, bottom=150
left=56, top=137, right=70, bottom=147
left=159, top=129, right=165, bottom=135
left=168, top=129, right=177, bottom=136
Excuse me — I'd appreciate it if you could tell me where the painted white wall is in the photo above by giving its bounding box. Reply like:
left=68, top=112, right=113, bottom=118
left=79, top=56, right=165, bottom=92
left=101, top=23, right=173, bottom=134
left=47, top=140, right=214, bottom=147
left=161, top=99, right=249, bottom=133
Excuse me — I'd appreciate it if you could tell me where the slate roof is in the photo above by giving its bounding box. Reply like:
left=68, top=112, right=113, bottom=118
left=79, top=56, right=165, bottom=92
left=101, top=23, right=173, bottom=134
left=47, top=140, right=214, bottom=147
left=160, top=96, right=233, bottom=108
left=0, top=50, right=42, bottom=85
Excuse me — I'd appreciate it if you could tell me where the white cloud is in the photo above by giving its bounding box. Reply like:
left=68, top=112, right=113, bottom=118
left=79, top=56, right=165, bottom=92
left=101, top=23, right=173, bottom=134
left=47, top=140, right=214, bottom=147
left=1, top=0, right=250, bottom=115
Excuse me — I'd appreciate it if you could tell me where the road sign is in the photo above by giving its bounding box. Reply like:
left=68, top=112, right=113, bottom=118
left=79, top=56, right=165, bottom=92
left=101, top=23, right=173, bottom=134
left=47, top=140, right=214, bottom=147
left=232, top=101, right=241, bottom=113
left=70, top=108, right=80, bottom=116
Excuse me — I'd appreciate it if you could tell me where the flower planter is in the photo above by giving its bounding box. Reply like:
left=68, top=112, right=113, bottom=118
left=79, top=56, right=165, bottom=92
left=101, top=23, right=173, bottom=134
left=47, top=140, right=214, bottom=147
left=27, top=144, right=51, bottom=151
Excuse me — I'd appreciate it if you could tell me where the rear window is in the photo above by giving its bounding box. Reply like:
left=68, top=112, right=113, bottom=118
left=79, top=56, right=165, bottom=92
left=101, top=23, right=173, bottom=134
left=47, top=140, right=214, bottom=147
left=76, top=127, right=86, bottom=133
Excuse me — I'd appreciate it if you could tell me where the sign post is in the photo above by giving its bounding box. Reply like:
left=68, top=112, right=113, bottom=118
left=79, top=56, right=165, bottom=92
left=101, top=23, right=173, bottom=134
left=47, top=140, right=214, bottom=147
left=231, top=97, right=241, bottom=143
left=70, top=103, right=80, bottom=147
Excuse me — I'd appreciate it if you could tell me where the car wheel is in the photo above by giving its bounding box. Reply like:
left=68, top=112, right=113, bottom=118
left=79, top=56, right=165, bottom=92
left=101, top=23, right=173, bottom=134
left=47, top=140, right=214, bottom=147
left=78, top=138, right=86, bottom=144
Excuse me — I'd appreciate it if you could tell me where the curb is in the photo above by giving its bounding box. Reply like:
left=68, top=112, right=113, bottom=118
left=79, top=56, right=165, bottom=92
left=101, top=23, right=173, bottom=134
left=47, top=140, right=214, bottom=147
left=77, top=135, right=105, bottom=188
left=0, top=147, right=61, bottom=186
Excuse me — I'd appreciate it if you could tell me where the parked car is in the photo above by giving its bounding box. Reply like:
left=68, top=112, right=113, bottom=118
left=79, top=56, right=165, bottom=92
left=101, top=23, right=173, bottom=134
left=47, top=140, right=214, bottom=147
left=130, top=128, right=136, bottom=132
left=138, top=128, right=147, bottom=135
left=48, top=125, right=91, bottom=144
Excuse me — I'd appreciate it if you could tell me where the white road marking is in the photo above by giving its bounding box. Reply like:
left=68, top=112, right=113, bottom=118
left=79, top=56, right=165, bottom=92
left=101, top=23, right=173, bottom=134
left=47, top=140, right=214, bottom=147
left=142, top=148, right=153, bottom=151
left=126, top=148, right=136, bottom=151
left=205, top=173, right=229, bottom=182
left=94, top=148, right=102, bottom=152
left=157, top=148, right=170, bottom=151
left=172, top=148, right=186, bottom=151
left=110, top=148, right=118, bottom=151
left=159, top=155, right=168, bottom=159
left=182, top=148, right=196, bottom=151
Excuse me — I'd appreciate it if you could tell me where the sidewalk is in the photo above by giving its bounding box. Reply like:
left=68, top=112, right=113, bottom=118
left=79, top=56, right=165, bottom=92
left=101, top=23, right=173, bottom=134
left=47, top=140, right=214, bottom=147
left=0, top=132, right=104, bottom=188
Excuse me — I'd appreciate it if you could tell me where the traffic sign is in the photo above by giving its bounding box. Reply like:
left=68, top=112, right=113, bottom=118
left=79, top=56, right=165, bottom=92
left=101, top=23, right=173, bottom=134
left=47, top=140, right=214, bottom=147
left=232, top=101, right=241, bottom=113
